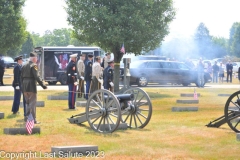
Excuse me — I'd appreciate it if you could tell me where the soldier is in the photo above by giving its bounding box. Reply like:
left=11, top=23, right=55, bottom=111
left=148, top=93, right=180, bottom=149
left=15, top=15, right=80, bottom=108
left=90, top=56, right=103, bottom=98
left=84, top=53, right=93, bottom=100
left=67, top=53, right=78, bottom=109
left=103, top=60, right=114, bottom=92
left=0, top=54, right=5, bottom=86
left=101, top=53, right=111, bottom=69
left=77, top=54, right=85, bottom=98
left=11, top=55, right=26, bottom=115
left=21, top=52, right=47, bottom=124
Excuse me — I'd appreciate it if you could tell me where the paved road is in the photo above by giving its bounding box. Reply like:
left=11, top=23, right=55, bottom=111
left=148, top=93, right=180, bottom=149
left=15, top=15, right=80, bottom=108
left=1, top=83, right=240, bottom=91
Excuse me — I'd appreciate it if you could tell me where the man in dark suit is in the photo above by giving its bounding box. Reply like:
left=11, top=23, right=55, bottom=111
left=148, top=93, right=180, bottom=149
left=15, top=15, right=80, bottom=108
left=11, top=55, right=26, bottom=114
left=21, top=52, right=47, bottom=124
left=84, top=53, right=93, bottom=99
left=103, top=60, right=114, bottom=92
left=66, top=53, right=78, bottom=109
left=0, top=54, right=5, bottom=86
left=226, top=60, right=233, bottom=83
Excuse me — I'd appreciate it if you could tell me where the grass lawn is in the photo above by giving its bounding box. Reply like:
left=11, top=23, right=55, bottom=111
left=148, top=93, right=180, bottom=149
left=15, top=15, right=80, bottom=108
left=0, top=69, right=240, bottom=159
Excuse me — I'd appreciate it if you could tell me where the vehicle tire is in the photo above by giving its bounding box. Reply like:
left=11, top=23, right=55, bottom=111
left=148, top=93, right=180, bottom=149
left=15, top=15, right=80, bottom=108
left=137, top=76, right=148, bottom=87
left=59, top=74, right=67, bottom=85
left=48, top=81, right=57, bottom=85
left=182, top=83, right=189, bottom=86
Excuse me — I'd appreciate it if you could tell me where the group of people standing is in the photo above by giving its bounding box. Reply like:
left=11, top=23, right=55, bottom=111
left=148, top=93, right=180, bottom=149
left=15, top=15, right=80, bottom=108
left=66, top=52, right=114, bottom=109
left=197, top=59, right=234, bottom=86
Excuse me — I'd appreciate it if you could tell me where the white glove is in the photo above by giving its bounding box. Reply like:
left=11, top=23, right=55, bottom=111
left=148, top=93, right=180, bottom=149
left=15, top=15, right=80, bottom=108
left=110, top=82, right=114, bottom=87
left=16, top=86, right=19, bottom=90
left=80, top=76, right=84, bottom=80
left=74, top=82, right=78, bottom=86
left=98, top=78, right=103, bottom=84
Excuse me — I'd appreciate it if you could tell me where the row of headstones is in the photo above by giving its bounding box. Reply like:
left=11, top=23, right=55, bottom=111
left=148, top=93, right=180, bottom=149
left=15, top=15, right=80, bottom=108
left=172, top=93, right=232, bottom=112
left=0, top=95, right=92, bottom=108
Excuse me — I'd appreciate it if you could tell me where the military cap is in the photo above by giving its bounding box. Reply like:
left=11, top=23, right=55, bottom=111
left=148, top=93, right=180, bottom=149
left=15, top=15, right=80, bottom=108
left=30, top=52, right=37, bottom=57
left=70, top=53, right=78, bottom=58
left=88, top=53, right=94, bottom=57
left=14, top=55, right=23, bottom=62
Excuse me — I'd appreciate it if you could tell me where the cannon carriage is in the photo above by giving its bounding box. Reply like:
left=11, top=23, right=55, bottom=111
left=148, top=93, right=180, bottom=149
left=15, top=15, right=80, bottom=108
left=68, top=87, right=152, bottom=133
left=207, top=90, right=240, bottom=132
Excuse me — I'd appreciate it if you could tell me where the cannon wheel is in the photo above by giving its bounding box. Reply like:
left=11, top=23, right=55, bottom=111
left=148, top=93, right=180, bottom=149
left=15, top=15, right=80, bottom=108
left=86, top=89, right=121, bottom=133
left=224, top=90, right=240, bottom=133
left=122, top=87, right=152, bottom=128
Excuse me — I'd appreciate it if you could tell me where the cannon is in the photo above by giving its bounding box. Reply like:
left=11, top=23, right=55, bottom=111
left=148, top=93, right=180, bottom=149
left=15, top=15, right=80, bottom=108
left=68, top=88, right=152, bottom=133
left=206, top=90, right=240, bottom=132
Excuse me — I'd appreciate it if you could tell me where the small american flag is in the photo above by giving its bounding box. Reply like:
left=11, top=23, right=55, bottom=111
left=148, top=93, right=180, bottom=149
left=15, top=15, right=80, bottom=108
left=26, top=113, right=34, bottom=134
left=194, top=88, right=198, bottom=100
left=120, top=43, right=125, bottom=54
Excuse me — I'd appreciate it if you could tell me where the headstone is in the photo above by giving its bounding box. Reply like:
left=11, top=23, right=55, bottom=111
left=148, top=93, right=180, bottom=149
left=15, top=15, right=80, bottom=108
left=51, top=145, right=98, bottom=156
left=236, top=133, right=240, bottom=141
left=0, top=96, right=14, bottom=100
left=0, top=112, right=4, bottom=119
left=218, top=94, right=231, bottom=97
left=76, top=101, right=97, bottom=107
left=180, top=93, right=201, bottom=97
left=47, top=95, right=68, bottom=100
left=20, top=101, right=45, bottom=107
left=4, top=128, right=40, bottom=135
left=172, top=106, right=198, bottom=112
left=176, top=100, right=199, bottom=104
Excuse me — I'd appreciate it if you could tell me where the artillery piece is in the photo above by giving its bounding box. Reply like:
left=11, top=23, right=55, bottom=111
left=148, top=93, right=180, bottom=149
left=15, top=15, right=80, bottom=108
left=68, top=87, right=152, bottom=133
left=207, top=90, right=240, bottom=132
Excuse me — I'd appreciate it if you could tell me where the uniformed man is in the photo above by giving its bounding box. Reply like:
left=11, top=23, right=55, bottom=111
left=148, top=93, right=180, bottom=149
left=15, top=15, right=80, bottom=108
left=84, top=53, right=93, bottom=100
left=101, top=53, right=111, bottom=69
left=67, top=53, right=78, bottom=109
left=90, top=56, right=103, bottom=98
left=0, top=54, right=5, bottom=86
left=11, top=55, right=26, bottom=115
left=77, top=54, right=85, bottom=98
left=103, top=60, right=114, bottom=92
left=21, top=52, right=47, bottom=124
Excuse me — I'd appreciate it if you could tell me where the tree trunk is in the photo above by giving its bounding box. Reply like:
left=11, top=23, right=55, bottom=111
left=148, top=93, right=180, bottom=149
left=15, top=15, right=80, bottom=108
left=113, top=46, right=124, bottom=93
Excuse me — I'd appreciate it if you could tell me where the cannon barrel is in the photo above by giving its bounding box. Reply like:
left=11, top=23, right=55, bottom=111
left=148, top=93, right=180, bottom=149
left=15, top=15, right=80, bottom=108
left=104, top=94, right=134, bottom=102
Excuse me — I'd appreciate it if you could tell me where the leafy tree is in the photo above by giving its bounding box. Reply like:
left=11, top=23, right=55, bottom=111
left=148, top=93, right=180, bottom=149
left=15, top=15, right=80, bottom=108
left=19, top=32, right=34, bottom=57
left=0, top=0, right=27, bottom=54
left=65, top=0, right=175, bottom=91
left=211, top=36, right=228, bottom=58
left=194, top=23, right=212, bottom=59
left=229, top=22, right=240, bottom=57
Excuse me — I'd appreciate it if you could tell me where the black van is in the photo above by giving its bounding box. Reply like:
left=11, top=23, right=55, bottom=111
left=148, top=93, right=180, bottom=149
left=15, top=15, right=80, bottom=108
left=128, top=60, right=211, bottom=87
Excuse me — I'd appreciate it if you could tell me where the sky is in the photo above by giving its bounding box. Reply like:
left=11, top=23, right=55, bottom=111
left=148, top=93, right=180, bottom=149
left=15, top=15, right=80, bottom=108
left=22, top=0, right=240, bottom=39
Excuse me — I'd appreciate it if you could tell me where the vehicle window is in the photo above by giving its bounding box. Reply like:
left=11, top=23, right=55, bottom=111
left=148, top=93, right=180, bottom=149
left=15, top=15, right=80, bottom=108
left=161, top=62, right=173, bottom=69
left=177, top=63, right=190, bottom=70
left=147, top=62, right=161, bottom=68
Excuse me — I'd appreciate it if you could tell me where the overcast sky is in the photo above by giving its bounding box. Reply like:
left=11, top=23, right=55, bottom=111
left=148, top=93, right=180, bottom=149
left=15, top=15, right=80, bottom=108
left=23, top=0, right=240, bottom=39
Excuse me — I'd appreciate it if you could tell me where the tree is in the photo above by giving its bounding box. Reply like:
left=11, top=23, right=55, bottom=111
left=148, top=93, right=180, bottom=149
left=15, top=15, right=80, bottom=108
left=65, top=0, right=175, bottom=91
left=229, top=22, right=240, bottom=57
left=0, top=0, right=27, bottom=54
left=211, top=36, right=228, bottom=58
left=194, top=23, right=212, bottom=59
left=19, top=32, right=34, bottom=57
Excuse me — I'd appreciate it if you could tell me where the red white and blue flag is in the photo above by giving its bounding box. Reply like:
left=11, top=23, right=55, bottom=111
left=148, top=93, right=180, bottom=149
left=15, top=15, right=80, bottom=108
left=26, top=113, right=34, bottom=134
left=120, top=43, right=125, bottom=54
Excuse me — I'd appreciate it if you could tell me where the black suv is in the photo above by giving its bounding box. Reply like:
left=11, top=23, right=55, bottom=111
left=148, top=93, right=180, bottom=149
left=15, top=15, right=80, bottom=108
left=2, top=56, right=16, bottom=68
left=126, top=60, right=211, bottom=87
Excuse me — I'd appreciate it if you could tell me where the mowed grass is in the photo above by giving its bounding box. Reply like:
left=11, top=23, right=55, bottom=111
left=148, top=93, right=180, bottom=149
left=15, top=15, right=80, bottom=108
left=1, top=69, right=240, bottom=159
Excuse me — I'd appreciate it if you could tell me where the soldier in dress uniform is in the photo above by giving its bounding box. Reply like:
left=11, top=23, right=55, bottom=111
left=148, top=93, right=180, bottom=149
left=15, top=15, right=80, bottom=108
left=103, top=60, right=114, bottom=92
left=11, top=55, right=26, bottom=114
left=66, top=53, right=78, bottom=109
left=0, top=54, right=5, bottom=86
left=77, top=54, right=85, bottom=98
left=21, top=52, right=47, bottom=124
left=84, top=53, right=93, bottom=100
left=101, top=52, right=111, bottom=69
left=90, top=56, right=103, bottom=98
